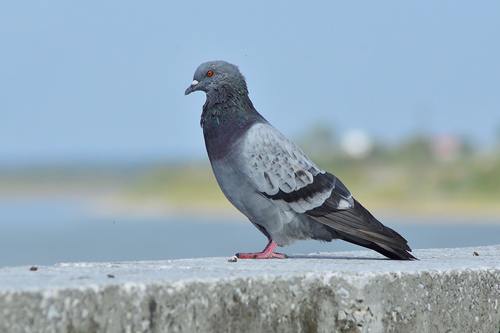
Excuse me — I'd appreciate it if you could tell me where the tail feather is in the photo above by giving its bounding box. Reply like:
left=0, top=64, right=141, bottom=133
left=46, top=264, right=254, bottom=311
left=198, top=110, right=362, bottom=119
left=336, top=229, right=416, bottom=260
left=307, top=198, right=417, bottom=260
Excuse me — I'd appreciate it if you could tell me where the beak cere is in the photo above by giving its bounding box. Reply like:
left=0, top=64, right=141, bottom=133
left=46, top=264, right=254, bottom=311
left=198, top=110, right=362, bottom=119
left=185, top=80, right=199, bottom=95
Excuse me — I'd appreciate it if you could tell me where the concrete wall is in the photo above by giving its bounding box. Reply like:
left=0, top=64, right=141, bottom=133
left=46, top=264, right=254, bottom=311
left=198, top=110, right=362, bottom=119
left=1, top=245, right=499, bottom=332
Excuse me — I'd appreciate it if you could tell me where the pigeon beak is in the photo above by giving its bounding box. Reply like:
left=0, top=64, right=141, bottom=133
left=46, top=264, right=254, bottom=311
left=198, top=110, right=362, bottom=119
left=185, top=80, right=199, bottom=95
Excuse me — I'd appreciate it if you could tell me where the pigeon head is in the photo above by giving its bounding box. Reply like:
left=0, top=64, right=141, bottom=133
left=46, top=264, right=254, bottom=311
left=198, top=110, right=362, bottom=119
left=186, top=61, right=264, bottom=128
left=184, top=60, right=248, bottom=97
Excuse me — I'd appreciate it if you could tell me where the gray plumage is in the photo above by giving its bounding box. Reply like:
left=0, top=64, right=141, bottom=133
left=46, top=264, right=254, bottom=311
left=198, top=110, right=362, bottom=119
left=185, top=60, right=416, bottom=260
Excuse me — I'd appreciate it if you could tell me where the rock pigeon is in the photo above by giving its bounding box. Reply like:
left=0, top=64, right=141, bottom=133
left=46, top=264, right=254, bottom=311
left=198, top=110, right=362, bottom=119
left=185, top=60, right=416, bottom=260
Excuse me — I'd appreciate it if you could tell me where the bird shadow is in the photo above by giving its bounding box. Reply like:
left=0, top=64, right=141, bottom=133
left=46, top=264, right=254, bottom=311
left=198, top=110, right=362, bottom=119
left=286, top=254, right=388, bottom=260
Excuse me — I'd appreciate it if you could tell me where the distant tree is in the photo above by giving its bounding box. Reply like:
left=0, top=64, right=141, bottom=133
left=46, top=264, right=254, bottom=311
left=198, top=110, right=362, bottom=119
left=397, top=134, right=433, bottom=163
left=295, top=123, right=337, bottom=158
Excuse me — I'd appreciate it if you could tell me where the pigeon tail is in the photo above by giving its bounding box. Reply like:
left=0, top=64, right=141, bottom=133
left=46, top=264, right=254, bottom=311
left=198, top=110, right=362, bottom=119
left=310, top=199, right=417, bottom=260
left=336, top=231, right=417, bottom=260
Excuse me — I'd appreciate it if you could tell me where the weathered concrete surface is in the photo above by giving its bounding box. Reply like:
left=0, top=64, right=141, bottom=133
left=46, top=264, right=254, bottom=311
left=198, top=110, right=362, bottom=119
left=1, top=245, right=500, bottom=333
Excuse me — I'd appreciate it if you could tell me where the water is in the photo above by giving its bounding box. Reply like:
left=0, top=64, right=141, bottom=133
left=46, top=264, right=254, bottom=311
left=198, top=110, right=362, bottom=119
left=1, top=199, right=499, bottom=267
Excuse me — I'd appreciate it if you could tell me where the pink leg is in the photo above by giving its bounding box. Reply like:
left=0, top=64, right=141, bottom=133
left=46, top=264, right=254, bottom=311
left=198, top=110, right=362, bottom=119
left=236, top=240, right=287, bottom=259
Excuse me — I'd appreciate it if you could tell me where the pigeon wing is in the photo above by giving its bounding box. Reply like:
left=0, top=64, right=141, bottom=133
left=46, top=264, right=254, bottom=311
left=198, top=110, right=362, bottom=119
left=241, top=122, right=353, bottom=213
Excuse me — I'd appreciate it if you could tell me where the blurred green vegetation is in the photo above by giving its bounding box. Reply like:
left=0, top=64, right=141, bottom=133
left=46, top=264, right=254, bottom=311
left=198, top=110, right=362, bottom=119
left=0, top=164, right=135, bottom=197
left=1, top=127, right=499, bottom=217
left=124, top=163, right=228, bottom=209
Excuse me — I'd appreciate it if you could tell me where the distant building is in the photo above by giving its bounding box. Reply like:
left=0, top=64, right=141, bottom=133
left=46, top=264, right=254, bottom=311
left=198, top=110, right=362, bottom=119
left=341, top=129, right=373, bottom=159
left=431, top=134, right=461, bottom=161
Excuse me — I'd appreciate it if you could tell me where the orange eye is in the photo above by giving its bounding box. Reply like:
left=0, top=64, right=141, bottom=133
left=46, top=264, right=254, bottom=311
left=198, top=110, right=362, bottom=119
left=206, top=70, right=214, bottom=77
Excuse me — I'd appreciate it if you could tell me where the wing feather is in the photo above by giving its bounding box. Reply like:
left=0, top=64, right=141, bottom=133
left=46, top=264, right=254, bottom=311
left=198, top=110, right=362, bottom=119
left=242, top=123, right=349, bottom=213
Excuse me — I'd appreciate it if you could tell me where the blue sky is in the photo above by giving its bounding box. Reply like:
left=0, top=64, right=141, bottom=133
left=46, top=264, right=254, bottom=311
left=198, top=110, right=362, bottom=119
left=1, top=2, right=499, bottom=164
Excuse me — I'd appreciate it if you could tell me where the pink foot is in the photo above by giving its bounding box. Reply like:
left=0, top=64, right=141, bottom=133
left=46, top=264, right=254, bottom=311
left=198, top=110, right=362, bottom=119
left=236, top=241, right=287, bottom=259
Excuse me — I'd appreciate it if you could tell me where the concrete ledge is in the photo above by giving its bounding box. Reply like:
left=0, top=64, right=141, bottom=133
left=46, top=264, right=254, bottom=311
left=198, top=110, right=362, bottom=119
left=1, top=245, right=500, bottom=332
